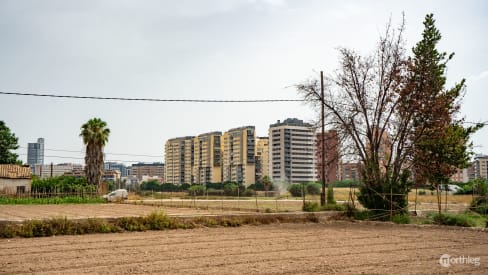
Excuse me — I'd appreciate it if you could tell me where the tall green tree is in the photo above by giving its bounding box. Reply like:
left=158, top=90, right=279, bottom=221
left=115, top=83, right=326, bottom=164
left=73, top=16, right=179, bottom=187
left=0, top=121, right=20, bottom=164
left=80, top=118, right=110, bottom=191
left=409, top=14, right=482, bottom=216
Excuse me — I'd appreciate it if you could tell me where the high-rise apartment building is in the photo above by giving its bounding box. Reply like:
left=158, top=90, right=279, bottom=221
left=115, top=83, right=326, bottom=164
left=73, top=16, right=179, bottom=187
left=222, top=126, right=256, bottom=186
left=193, top=132, right=222, bottom=184
left=316, top=131, right=339, bottom=183
left=269, top=118, right=316, bottom=184
left=255, top=137, right=269, bottom=182
left=131, top=162, right=165, bottom=182
left=27, top=138, right=44, bottom=169
left=165, top=137, right=194, bottom=184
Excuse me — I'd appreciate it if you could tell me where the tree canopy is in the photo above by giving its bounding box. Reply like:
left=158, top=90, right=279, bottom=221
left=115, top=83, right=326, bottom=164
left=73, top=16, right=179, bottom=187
left=0, top=121, right=20, bottom=164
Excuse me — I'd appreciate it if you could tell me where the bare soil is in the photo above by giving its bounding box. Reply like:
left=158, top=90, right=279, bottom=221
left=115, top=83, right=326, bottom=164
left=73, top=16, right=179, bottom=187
left=1, top=222, right=487, bottom=274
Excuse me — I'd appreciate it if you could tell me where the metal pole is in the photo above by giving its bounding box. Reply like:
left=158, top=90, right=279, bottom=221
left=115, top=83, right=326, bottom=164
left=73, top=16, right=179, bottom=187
left=320, top=71, right=326, bottom=206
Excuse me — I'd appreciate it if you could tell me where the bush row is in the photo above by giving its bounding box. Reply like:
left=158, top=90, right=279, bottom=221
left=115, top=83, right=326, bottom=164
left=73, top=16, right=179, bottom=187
left=0, top=211, right=321, bottom=238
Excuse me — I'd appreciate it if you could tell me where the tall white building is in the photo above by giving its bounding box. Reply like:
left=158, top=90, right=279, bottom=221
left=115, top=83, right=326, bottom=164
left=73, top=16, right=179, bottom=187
left=269, top=118, right=316, bottom=184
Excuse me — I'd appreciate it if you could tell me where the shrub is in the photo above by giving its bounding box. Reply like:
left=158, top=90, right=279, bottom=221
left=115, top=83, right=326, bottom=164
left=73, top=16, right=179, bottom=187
left=116, top=217, right=147, bottom=231
left=144, top=211, right=176, bottom=230
left=302, top=202, right=320, bottom=212
left=432, top=213, right=477, bottom=227
left=0, top=224, right=17, bottom=238
left=288, top=184, right=305, bottom=197
left=418, top=190, right=426, bottom=195
left=84, top=218, right=117, bottom=233
left=470, top=196, right=488, bottom=215
left=321, top=203, right=346, bottom=211
left=242, top=189, right=255, bottom=197
left=188, top=185, right=206, bottom=196
left=306, top=183, right=322, bottom=195
left=140, top=180, right=161, bottom=191
left=391, top=214, right=410, bottom=224
left=355, top=210, right=371, bottom=220
left=223, top=183, right=239, bottom=196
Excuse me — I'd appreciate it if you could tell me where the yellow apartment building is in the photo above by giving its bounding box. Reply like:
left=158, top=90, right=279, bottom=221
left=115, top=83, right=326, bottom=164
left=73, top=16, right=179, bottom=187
left=222, top=126, right=256, bottom=186
left=255, top=137, right=269, bottom=182
left=165, top=136, right=195, bottom=184
left=193, top=132, right=222, bottom=184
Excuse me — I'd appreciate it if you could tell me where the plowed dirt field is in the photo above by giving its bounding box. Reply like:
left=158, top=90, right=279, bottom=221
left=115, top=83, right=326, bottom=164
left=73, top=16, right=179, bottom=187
left=1, top=222, right=486, bottom=274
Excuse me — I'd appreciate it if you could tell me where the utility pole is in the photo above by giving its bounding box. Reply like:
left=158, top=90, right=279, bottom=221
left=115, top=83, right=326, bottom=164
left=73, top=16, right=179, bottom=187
left=320, top=71, right=326, bottom=206
left=50, top=162, right=53, bottom=178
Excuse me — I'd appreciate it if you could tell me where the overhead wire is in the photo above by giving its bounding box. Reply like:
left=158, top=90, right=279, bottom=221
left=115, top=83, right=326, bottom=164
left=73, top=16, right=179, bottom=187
left=18, top=146, right=163, bottom=158
left=0, top=91, right=304, bottom=103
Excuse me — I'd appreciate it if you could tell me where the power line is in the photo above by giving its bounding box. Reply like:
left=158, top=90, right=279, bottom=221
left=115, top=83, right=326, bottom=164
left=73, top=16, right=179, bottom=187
left=2, top=92, right=486, bottom=126
left=0, top=91, right=304, bottom=103
left=18, top=146, right=163, bottom=158
left=17, top=153, right=150, bottom=163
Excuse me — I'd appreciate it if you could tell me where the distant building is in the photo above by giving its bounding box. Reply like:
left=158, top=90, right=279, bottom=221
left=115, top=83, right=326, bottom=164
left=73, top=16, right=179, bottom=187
left=473, top=154, right=488, bottom=180
left=269, top=118, right=316, bottom=184
left=131, top=162, right=165, bottom=182
left=64, top=169, right=122, bottom=183
left=316, top=131, right=339, bottom=184
left=193, top=132, right=222, bottom=184
left=255, top=137, right=269, bottom=183
left=104, top=162, right=128, bottom=177
left=102, top=170, right=121, bottom=183
left=450, top=167, right=469, bottom=183
left=0, top=164, right=31, bottom=194
left=222, top=126, right=256, bottom=186
left=33, top=163, right=83, bottom=178
left=165, top=136, right=194, bottom=184
left=27, top=138, right=44, bottom=170
left=340, top=162, right=362, bottom=181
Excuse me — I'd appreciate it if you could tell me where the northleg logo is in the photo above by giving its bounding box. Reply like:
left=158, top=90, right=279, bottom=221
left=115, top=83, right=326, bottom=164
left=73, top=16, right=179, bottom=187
left=439, top=254, right=481, bottom=268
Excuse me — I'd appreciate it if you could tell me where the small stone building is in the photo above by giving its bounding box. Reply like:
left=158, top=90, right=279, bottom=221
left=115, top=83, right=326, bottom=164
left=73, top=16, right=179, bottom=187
left=0, top=164, right=32, bottom=194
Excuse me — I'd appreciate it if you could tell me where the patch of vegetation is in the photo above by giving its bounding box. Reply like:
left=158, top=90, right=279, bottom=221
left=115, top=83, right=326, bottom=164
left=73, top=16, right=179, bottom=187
left=431, top=213, right=478, bottom=227
left=302, top=202, right=321, bottom=212
left=31, top=176, right=96, bottom=193
left=187, top=185, right=206, bottom=196
left=0, top=196, right=104, bottom=205
left=391, top=214, right=411, bottom=224
left=0, top=210, right=330, bottom=238
left=470, top=196, right=488, bottom=215
left=321, top=203, right=346, bottom=211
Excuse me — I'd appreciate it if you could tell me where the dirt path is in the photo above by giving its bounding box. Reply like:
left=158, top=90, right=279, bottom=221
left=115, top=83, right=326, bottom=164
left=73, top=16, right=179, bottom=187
left=1, top=222, right=486, bottom=274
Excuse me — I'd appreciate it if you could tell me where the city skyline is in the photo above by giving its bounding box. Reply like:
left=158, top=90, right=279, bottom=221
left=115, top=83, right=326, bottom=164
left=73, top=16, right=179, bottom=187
left=1, top=1, right=486, bottom=165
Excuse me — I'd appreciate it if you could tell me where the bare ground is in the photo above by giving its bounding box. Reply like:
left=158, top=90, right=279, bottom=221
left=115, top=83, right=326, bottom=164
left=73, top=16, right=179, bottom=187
left=0, top=222, right=487, bottom=274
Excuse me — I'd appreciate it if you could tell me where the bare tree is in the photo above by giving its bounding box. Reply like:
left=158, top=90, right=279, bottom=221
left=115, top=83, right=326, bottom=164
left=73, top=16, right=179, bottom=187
left=297, top=18, right=415, bottom=216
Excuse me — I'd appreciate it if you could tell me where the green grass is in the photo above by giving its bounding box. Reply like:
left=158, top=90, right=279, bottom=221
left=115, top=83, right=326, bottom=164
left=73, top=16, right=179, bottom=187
left=0, top=196, right=104, bottom=204
left=430, top=212, right=487, bottom=227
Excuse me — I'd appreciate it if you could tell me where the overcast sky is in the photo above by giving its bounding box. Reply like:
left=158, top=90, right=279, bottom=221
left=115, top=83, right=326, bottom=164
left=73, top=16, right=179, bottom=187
left=1, top=0, right=487, bottom=165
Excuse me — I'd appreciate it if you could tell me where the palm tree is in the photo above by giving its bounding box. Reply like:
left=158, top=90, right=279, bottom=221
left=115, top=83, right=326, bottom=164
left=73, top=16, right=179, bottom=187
left=80, top=118, right=110, bottom=192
